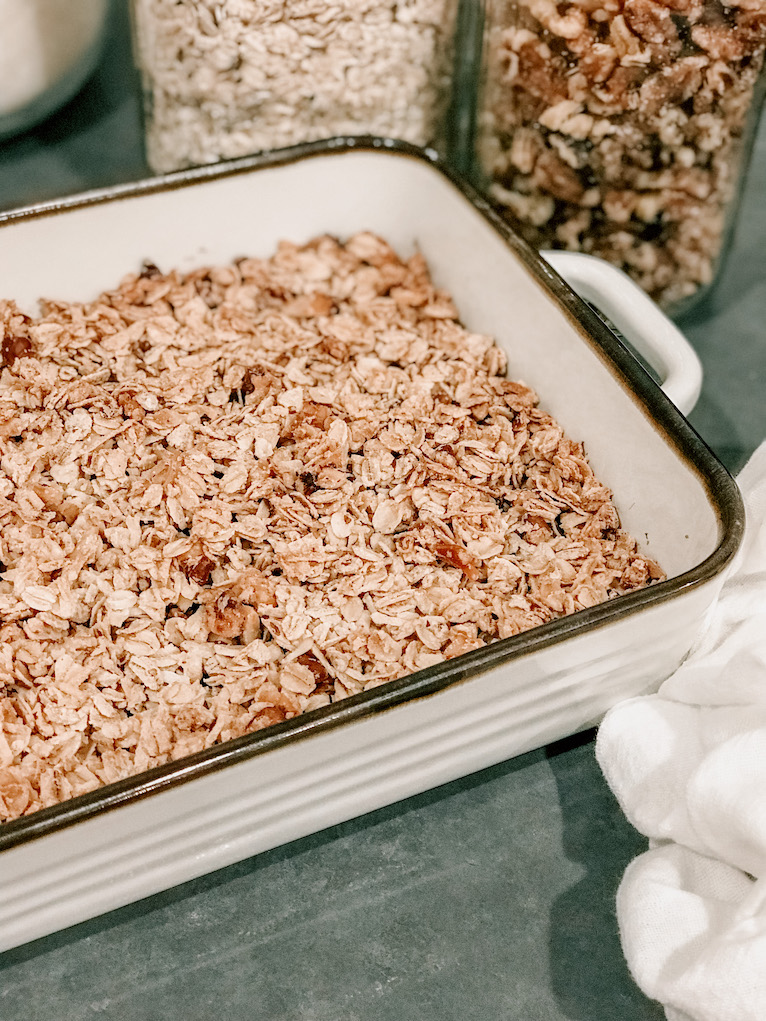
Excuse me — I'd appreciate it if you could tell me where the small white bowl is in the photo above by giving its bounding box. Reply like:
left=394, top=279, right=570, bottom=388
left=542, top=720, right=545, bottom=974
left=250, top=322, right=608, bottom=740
left=0, top=0, right=107, bottom=140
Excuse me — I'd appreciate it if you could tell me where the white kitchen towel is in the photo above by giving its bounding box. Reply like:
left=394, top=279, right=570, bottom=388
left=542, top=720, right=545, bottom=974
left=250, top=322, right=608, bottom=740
left=596, top=441, right=766, bottom=1021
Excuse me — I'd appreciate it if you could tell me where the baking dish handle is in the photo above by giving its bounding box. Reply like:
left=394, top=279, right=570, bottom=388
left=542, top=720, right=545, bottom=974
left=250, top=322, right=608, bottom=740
left=541, top=250, right=702, bottom=416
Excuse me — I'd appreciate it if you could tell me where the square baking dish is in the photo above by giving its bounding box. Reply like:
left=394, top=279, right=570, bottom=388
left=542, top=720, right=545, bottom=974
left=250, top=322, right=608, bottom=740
left=0, top=139, right=744, bottom=950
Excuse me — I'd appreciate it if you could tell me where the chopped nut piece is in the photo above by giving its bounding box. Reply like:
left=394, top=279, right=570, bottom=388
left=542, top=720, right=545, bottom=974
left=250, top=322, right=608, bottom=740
left=1, top=335, right=32, bottom=366
left=186, top=555, right=216, bottom=585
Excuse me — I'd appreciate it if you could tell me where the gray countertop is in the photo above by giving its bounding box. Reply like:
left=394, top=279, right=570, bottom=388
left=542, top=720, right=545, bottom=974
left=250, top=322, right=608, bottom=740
left=0, top=5, right=764, bottom=1020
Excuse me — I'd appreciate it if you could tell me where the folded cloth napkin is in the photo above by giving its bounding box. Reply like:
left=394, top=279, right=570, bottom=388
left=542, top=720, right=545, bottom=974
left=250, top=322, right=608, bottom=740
left=596, top=441, right=766, bottom=1021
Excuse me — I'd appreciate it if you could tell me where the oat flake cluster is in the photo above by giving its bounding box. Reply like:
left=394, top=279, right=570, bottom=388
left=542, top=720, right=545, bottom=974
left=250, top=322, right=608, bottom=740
left=0, top=232, right=662, bottom=822
left=478, top=0, right=766, bottom=309
left=131, top=0, right=458, bottom=173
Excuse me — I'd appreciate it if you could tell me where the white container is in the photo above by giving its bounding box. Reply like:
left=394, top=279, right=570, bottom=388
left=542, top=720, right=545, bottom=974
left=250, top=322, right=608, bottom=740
left=0, top=140, right=743, bottom=951
left=0, top=0, right=108, bottom=140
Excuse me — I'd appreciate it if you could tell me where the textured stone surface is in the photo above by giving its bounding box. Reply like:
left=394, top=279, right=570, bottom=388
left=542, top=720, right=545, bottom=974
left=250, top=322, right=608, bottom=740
left=1, top=735, right=663, bottom=1021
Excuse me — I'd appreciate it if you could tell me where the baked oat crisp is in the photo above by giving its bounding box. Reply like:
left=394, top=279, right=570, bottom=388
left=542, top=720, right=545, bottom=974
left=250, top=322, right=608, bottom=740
left=478, top=0, right=766, bottom=309
left=131, top=0, right=459, bottom=172
left=0, top=233, right=662, bottom=821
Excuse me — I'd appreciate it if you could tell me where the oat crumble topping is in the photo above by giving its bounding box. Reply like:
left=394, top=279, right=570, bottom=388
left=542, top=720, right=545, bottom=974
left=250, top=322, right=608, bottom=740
left=0, top=232, right=662, bottom=821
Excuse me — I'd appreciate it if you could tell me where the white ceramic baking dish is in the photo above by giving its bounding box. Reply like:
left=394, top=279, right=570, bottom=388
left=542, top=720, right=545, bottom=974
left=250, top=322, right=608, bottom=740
left=0, top=139, right=743, bottom=951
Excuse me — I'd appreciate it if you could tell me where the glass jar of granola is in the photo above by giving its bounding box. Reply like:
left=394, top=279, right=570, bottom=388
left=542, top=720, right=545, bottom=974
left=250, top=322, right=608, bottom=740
left=474, top=0, right=766, bottom=313
left=130, top=0, right=462, bottom=174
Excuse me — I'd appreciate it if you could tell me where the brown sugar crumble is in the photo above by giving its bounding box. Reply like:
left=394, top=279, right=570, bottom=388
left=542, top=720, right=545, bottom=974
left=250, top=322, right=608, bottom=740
left=0, top=232, right=662, bottom=821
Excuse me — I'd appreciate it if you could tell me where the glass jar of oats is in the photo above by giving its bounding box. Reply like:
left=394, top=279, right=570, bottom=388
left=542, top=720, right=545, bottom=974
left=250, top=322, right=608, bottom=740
left=130, top=0, right=462, bottom=174
left=473, top=0, right=766, bottom=313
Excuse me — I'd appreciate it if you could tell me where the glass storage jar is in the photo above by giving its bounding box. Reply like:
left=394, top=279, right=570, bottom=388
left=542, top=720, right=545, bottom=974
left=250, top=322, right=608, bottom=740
left=473, top=0, right=766, bottom=313
left=0, top=0, right=108, bottom=141
left=130, top=0, right=461, bottom=174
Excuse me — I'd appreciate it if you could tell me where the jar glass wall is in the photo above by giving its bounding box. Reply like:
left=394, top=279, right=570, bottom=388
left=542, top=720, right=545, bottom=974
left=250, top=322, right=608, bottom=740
left=474, top=0, right=766, bottom=314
